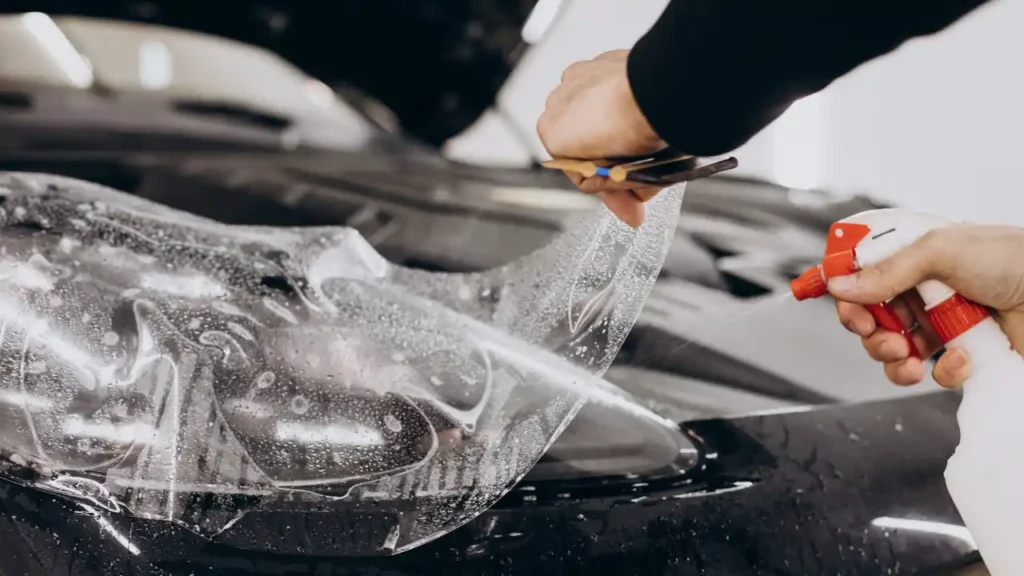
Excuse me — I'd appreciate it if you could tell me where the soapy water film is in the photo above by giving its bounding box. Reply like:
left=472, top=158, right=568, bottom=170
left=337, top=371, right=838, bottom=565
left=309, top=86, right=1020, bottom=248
left=0, top=172, right=684, bottom=555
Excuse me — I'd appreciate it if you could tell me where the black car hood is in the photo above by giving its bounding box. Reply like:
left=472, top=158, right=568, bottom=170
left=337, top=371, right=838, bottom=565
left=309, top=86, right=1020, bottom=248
left=0, top=392, right=975, bottom=574
left=0, top=148, right=979, bottom=574
left=0, top=145, right=943, bottom=409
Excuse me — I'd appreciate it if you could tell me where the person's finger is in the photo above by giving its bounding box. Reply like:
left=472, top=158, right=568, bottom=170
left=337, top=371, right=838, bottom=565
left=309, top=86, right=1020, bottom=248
left=872, top=291, right=944, bottom=357
left=836, top=294, right=914, bottom=334
left=633, top=185, right=664, bottom=202
left=560, top=61, right=590, bottom=82
left=910, top=326, right=944, bottom=359
left=862, top=326, right=942, bottom=363
left=570, top=175, right=663, bottom=201
left=835, top=300, right=876, bottom=337
left=597, top=190, right=644, bottom=227
left=884, top=357, right=926, bottom=386
left=903, top=291, right=945, bottom=353
left=542, top=86, right=572, bottom=115
left=903, top=290, right=928, bottom=326
left=562, top=170, right=586, bottom=189
left=827, top=230, right=944, bottom=304
left=932, top=348, right=970, bottom=389
left=996, top=308, right=1024, bottom=353
left=594, top=50, right=626, bottom=61
left=543, top=89, right=558, bottom=110
left=863, top=331, right=910, bottom=362
left=579, top=177, right=643, bottom=193
left=882, top=294, right=917, bottom=328
left=537, top=106, right=574, bottom=156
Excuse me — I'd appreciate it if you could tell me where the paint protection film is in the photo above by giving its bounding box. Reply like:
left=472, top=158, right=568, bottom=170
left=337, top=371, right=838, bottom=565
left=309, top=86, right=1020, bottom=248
left=0, top=172, right=683, bottom=555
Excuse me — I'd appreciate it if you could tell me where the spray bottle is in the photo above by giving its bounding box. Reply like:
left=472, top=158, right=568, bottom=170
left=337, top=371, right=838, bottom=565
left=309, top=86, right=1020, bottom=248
left=790, top=208, right=1024, bottom=576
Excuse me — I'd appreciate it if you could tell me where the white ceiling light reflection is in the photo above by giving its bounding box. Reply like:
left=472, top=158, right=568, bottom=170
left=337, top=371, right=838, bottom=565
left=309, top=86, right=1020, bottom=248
left=21, top=12, right=94, bottom=88
left=304, top=79, right=337, bottom=108
left=521, top=0, right=565, bottom=44
left=80, top=504, right=141, bottom=555
left=276, top=420, right=386, bottom=447
left=0, top=389, right=54, bottom=411
left=138, top=40, right=173, bottom=90
left=0, top=292, right=105, bottom=390
left=138, top=271, right=227, bottom=299
left=872, top=516, right=977, bottom=550
left=61, top=414, right=155, bottom=444
left=0, top=260, right=56, bottom=291
left=489, top=186, right=598, bottom=210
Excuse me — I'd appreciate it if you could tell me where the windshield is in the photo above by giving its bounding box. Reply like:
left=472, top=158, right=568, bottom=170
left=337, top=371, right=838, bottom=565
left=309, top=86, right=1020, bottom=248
left=0, top=14, right=376, bottom=150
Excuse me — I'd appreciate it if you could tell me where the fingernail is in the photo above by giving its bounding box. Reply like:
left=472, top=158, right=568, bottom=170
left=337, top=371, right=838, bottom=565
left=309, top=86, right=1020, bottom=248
left=828, top=275, right=858, bottom=293
left=878, top=338, right=897, bottom=358
left=845, top=320, right=868, bottom=337
left=945, top=349, right=967, bottom=370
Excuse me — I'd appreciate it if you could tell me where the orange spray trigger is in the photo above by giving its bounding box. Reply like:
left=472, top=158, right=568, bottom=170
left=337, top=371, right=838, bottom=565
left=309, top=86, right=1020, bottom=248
left=866, top=302, right=920, bottom=358
left=790, top=264, right=921, bottom=358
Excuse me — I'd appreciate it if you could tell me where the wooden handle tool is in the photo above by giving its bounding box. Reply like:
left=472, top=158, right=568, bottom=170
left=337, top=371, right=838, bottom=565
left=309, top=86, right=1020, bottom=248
left=543, top=148, right=738, bottom=188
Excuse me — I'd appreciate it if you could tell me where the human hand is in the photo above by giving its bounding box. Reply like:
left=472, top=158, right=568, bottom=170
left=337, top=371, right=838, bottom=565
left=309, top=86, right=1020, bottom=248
left=828, top=224, right=1024, bottom=388
left=537, top=49, right=668, bottom=227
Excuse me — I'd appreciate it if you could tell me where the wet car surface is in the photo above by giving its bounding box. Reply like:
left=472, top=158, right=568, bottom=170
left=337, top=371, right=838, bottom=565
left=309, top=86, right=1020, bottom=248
left=0, top=149, right=979, bottom=576
left=0, top=392, right=975, bottom=575
left=0, top=15, right=979, bottom=575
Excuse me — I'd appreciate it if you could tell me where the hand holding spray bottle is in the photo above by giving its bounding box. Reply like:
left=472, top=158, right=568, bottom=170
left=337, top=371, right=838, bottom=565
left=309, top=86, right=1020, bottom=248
left=790, top=208, right=1024, bottom=576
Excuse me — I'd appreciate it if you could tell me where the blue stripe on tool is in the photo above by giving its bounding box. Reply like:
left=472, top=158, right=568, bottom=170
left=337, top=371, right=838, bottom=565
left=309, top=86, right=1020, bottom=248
left=594, top=167, right=611, bottom=177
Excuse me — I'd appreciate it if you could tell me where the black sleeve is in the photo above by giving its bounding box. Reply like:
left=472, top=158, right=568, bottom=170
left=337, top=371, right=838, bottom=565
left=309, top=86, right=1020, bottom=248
left=627, top=0, right=994, bottom=156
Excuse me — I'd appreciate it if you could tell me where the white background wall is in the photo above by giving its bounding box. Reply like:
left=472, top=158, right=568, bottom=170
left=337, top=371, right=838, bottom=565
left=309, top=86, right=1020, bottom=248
left=446, top=0, right=1024, bottom=225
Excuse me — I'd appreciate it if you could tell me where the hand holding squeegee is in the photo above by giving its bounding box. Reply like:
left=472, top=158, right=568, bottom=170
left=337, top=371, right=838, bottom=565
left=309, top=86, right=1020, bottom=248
left=542, top=149, right=738, bottom=226
left=544, top=149, right=737, bottom=186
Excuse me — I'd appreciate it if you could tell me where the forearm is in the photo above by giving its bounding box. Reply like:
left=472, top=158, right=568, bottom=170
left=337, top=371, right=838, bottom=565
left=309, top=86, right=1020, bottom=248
left=627, top=0, right=994, bottom=156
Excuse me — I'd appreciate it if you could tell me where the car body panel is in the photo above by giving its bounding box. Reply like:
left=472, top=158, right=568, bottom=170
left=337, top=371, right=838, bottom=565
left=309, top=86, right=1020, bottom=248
left=0, top=148, right=946, bottom=405
left=0, top=16, right=974, bottom=574
left=0, top=392, right=974, bottom=575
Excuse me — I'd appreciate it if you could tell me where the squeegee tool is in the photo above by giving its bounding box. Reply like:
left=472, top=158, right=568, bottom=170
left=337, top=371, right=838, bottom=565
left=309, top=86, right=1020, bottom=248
left=543, top=149, right=737, bottom=186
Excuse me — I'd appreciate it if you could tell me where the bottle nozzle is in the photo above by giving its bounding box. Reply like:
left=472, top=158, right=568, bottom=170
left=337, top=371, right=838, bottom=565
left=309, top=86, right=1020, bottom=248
left=791, top=265, right=828, bottom=301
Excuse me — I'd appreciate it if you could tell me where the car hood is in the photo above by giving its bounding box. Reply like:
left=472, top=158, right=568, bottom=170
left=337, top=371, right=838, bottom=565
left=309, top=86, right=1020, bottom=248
left=0, top=146, right=948, bottom=410
left=0, top=148, right=963, bottom=565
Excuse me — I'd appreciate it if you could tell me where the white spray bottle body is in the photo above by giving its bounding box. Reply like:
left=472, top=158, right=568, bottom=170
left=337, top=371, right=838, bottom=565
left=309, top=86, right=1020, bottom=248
left=942, top=320, right=1024, bottom=576
left=793, top=208, right=1024, bottom=576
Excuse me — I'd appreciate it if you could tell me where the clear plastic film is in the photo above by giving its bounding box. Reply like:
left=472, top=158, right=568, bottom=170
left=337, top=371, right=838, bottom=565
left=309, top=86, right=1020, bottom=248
left=0, top=172, right=684, bottom=555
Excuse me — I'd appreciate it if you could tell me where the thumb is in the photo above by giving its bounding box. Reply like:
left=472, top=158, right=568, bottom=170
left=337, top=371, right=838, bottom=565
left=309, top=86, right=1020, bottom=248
left=827, top=233, right=942, bottom=304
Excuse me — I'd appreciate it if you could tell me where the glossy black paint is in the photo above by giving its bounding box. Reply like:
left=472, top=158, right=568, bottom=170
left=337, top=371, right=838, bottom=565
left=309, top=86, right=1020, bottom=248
left=0, top=143, right=880, bottom=275
left=0, top=392, right=975, bottom=575
left=0, top=123, right=970, bottom=575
